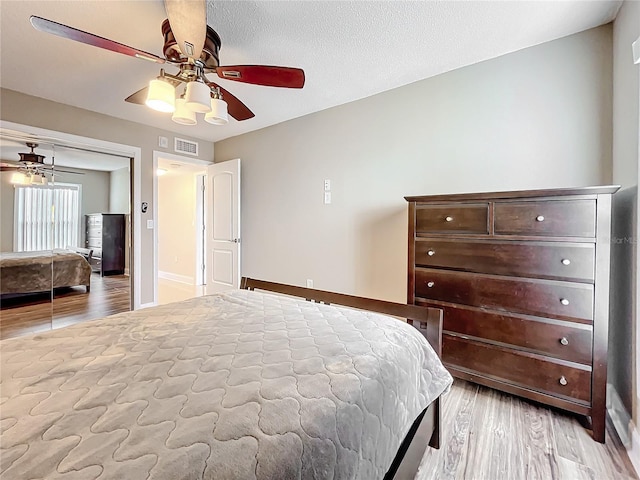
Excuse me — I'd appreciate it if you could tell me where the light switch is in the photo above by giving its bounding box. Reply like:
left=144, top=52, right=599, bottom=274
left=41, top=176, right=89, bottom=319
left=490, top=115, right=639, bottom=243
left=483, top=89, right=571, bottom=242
left=146, top=220, right=154, bottom=229
left=324, top=192, right=331, bottom=204
left=158, top=136, right=169, bottom=148
left=324, top=179, right=331, bottom=191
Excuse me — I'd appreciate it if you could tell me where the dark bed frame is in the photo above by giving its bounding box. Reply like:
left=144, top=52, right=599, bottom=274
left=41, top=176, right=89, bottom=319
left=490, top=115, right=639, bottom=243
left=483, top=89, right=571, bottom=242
left=240, top=277, right=444, bottom=480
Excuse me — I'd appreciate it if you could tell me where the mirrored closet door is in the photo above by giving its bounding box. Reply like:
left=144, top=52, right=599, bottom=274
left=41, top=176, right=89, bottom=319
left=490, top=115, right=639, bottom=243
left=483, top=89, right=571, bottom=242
left=0, top=137, right=54, bottom=338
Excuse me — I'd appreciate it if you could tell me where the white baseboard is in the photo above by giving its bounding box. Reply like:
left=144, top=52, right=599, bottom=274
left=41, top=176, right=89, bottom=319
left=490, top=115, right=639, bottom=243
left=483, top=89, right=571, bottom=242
left=607, top=383, right=639, bottom=477
left=158, top=271, right=194, bottom=285
left=138, top=301, right=157, bottom=309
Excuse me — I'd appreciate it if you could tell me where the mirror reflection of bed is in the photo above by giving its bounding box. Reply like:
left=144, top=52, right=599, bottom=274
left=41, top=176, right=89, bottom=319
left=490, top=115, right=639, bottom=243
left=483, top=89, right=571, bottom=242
left=0, top=138, right=132, bottom=339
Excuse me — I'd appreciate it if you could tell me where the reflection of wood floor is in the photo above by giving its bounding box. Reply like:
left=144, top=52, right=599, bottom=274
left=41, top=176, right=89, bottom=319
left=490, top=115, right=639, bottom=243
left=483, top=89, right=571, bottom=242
left=418, top=379, right=638, bottom=479
left=0, top=274, right=130, bottom=340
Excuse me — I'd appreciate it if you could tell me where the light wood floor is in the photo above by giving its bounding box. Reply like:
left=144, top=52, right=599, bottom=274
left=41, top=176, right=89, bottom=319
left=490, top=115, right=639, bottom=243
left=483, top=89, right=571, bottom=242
left=158, top=277, right=206, bottom=305
left=418, top=379, right=638, bottom=480
left=0, top=273, right=131, bottom=339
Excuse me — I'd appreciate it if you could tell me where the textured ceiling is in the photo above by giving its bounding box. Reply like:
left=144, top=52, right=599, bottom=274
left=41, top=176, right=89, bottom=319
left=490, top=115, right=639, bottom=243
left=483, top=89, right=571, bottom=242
left=0, top=1, right=622, bottom=144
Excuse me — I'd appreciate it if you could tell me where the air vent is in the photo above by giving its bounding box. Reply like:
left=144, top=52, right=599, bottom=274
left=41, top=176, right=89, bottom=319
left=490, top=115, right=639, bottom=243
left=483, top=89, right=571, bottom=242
left=174, top=138, right=198, bottom=156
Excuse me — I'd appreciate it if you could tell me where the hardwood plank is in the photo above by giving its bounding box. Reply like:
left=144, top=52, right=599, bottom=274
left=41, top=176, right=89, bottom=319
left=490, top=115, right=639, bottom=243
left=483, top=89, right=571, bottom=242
left=552, top=410, right=637, bottom=479
left=462, top=386, right=525, bottom=479
left=417, top=380, right=637, bottom=480
left=514, top=394, right=557, bottom=479
left=556, top=457, right=597, bottom=480
left=417, top=380, right=479, bottom=479
left=0, top=274, right=131, bottom=339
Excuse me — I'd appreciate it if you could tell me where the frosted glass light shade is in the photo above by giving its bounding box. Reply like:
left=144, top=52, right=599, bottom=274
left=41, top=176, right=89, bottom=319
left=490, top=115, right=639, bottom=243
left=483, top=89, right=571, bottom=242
left=146, top=79, right=175, bottom=112
left=10, top=172, right=27, bottom=184
left=204, top=98, right=228, bottom=125
left=172, top=98, right=197, bottom=125
left=185, top=81, right=212, bottom=113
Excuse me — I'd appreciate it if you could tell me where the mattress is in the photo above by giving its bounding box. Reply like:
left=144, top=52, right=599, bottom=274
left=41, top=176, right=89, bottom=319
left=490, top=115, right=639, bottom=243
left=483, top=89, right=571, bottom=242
left=0, top=249, right=91, bottom=295
left=0, top=289, right=452, bottom=479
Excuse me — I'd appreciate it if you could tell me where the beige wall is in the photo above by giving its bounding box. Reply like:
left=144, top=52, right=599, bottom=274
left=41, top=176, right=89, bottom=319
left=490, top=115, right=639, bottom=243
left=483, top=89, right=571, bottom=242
left=612, top=0, right=640, bottom=459
left=215, top=26, right=613, bottom=302
left=158, top=173, right=199, bottom=283
left=0, top=89, right=215, bottom=304
left=109, top=166, right=130, bottom=214
left=0, top=166, right=111, bottom=251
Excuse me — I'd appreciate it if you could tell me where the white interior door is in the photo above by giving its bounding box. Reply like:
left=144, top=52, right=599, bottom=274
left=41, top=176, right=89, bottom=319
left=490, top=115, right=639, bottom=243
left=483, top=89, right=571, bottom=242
left=206, top=158, right=240, bottom=294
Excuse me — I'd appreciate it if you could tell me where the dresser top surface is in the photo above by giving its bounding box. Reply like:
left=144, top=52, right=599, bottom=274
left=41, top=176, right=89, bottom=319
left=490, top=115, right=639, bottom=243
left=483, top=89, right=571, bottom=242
left=405, top=185, right=620, bottom=203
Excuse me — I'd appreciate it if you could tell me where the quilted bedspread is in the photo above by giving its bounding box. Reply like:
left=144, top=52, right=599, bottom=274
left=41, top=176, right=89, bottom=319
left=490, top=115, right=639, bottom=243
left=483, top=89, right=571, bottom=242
left=0, top=289, right=452, bottom=479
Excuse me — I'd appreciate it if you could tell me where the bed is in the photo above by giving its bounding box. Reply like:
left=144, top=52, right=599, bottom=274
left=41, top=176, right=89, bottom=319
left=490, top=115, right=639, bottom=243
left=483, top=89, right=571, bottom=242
left=0, top=249, right=92, bottom=295
left=0, top=277, right=453, bottom=479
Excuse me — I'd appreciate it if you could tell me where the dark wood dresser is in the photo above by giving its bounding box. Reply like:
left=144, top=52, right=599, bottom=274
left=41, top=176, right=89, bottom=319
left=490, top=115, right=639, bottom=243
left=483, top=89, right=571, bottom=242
left=405, top=186, right=619, bottom=443
left=85, top=213, right=126, bottom=276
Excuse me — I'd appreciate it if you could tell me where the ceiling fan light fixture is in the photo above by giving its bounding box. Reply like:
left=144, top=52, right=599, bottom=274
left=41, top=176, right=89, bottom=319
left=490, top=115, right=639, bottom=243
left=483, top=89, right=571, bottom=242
left=184, top=81, right=212, bottom=113
left=204, top=97, right=228, bottom=125
left=10, top=172, right=28, bottom=185
left=146, top=78, right=176, bottom=113
left=172, top=98, right=197, bottom=125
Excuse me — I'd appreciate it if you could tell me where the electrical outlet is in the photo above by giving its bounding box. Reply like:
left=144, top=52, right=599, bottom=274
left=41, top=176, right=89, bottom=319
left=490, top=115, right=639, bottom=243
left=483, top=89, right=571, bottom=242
left=306, top=279, right=313, bottom=288
left=324, top=179, right=331, bottom=191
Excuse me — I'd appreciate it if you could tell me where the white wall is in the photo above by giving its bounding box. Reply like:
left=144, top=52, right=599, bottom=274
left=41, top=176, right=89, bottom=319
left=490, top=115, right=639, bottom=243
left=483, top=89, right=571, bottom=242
left=215, top=26, right=613, bottom=302
left=158, top=172, right=199, bottom=284
left=109, top=166, right=130, bottom=214
left=611, top=0, right=640, bottom=473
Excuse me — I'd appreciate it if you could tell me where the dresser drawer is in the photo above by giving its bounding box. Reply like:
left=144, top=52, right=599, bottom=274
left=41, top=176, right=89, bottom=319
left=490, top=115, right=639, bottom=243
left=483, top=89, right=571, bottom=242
left=419, top=301, right=593, bottom=364
left=443, top=335, right=591, bottom=402
left=87, top=216, right=103, bottom=227
left=86, top=237, right=102, bottom=248
left=494, top=199, right=596, bottom=237
left=415, top=268, right=594, bottom=321
left=415, top=239, right=595, bottom=283
left=416, top=204, right=488, bottom=234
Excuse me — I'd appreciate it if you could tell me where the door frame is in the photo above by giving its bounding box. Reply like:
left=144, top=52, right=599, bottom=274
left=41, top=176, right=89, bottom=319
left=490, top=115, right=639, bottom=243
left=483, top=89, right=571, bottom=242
left=0, top=120, right=143, bottom=309
left=195, top=173, right=206, bottom=286
left=152, top=151, right=211, bottom=305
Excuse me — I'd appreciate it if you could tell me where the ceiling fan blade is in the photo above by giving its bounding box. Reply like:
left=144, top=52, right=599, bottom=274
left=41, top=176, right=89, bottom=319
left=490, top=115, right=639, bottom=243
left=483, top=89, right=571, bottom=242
left=0, top=165, right=19, bottom=171
left=52, top=169, right=84, bottom=175
left=125, top=87, right=149, bottom=105
left=164, top=0, right=206, bottom=61
left=216, top=65, right=305, bottom=89
left=30, top=16, right=165, bottom=64
left=206, top=82, right=254, bottom=121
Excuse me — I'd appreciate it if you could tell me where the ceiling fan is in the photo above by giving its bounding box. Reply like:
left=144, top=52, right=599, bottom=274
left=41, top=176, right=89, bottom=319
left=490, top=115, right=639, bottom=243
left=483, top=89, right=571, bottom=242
left=29, top=0, right=305, bottom=124
left=0, top=143, right=83, bottom=184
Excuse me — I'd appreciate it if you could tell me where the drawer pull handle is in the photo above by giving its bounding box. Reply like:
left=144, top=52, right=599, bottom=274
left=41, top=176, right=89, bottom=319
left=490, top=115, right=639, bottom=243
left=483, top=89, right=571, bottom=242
left=560, top=298, right=570, bottom=306
left=427, top=250, right=435, bottom=256
left=427, top=281, right=435, bottom=288
left=561, top=258, right=571, bottom=266
left=560, top=337, right=569, bottom=346
left=445, top=216, right=453, bottom=222
left=536, top=215, right=545, bottom=222
left=559, top=376, right=568, bottom=386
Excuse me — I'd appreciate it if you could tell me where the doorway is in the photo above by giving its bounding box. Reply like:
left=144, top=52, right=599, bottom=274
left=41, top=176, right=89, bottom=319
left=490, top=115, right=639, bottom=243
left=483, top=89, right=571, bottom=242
left=153, top=151, right=209, bottom=305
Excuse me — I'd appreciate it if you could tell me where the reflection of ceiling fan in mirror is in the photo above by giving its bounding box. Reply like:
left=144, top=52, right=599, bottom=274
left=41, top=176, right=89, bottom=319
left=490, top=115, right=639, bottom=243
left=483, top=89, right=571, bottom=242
left=29, top=0, right=305, bottom=125
left=0, top=143, right=83, bottom=185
